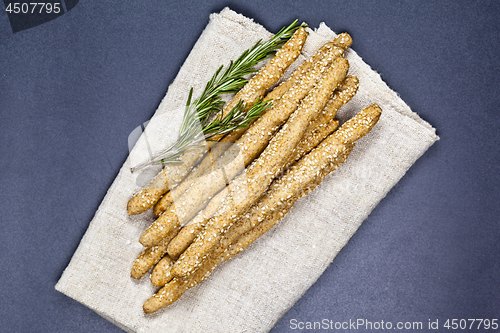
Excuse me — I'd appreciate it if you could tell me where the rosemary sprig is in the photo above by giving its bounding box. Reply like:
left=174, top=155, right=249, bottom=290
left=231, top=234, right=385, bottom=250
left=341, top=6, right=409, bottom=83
left=131, top=20, right=303, bottom=172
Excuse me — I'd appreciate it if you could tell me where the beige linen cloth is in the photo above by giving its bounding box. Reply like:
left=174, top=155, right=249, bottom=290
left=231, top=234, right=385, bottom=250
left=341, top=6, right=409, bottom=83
left=56, top=8, right=438, bottom=333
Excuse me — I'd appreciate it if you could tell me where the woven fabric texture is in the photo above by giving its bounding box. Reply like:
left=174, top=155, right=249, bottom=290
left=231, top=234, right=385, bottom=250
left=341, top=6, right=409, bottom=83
left=56, top=8, right=438, bottom=333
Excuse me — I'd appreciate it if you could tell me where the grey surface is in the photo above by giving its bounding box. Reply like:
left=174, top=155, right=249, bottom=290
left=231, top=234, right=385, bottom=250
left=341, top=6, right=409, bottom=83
left=0, top=1, right=499, bottom=332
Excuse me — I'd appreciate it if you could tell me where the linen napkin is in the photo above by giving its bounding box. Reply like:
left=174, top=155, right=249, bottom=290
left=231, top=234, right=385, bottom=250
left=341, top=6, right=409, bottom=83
left=56, top=8, right=439, bottom=333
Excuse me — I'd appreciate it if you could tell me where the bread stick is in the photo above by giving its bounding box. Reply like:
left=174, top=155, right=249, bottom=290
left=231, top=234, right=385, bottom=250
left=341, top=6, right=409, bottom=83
left=226, top=106, right=382, bottom=257
left=307, top=75, right=358, bottom=135
left=222, top=27, right=307, bottom=117
left=164, top=76, right=358, bottom=257
left=150, top=254, right=174, bottom=287
left=143, top=277, right=186, bottom=314
left=166, top=186, right=227, bottom=258
left=127, top=147, right=210, bottom=216
left=163, top=116, right=337, bottom=258
left=127, top=27, right=307, bottom=215
left=142, top=144, right=352, bottom=313
left=291, top=75, right=359, bottom=162
left=139, top=45, right=348, bottom=248
left=151, top=34, right=353, bottom=217
left=142, top=103, right=382, bottom=313
left=172, top=58, right=349, bottom=278
left=153, top=128, right=247, bottom=217
left=130, top=226, right=179, bottom=280
left=264, top=32, right=352, bottom=104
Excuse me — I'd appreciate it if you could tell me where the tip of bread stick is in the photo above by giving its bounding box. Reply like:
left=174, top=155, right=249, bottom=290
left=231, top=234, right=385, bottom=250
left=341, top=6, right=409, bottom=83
left=334, top=104, right=382, bottom=144
left=143, top=298, right=158, bottom=314
left=131, top=260, right=148, bottom=279
left=139, top=208, right=181, bottom=247
left=150, top=261, right=174, bottom=287
left=329, top=58, right=349, bottom=80
left=127, top=196, right=144, bottom=215
left=153, top=191, right=172, bottom=216
left=343, top=75, right=359, bottom=87
left=334, top=32, right=353, bottom=49
left=143, top=280, right=185, bottom=314
left=127, top=189, right=164, bottom=215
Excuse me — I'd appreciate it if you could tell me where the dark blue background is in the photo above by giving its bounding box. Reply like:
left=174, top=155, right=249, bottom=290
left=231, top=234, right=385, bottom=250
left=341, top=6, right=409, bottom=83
left=1, top=1, right=499, bottom=332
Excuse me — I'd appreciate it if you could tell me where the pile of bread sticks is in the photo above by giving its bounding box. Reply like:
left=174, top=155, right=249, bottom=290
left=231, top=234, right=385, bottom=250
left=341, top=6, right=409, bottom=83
left=127, top=26, right=382, bottom=314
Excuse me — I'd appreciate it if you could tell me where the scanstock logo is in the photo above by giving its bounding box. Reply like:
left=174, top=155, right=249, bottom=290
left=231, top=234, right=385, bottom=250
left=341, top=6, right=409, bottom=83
left=3, top=0, right=79, bottom=33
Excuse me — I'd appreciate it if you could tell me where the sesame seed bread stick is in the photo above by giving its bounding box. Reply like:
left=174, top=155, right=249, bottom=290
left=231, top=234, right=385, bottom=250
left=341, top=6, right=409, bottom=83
left=142, top=144, right=350, bottom=313
left=290, top=75, right=359, bottom=163
left=143, top=104, right=381, bottom=313
left=139, top=52, right=347, bottom=248
left=127, top=27, right=307, bottom=216
left=222, top=27, right=307, bottom=117
left=171, top=134, right=352, bottom=285
left=150, top=254, right=174, bottom=287
left=226, top=105, right=382, bottom=258
left=141, top=190, right=214, bottom=249
left=127, top=147, right=212, bottom=216
left=306, top=76, right=358, bottom=136
left=217, top=147, right=355, bottom=268
left=195, top=33, right=353, bottom=178
left=130, top=226, right=179, bottom=280
left=153, top=190, right=174, bottom=217
left=163, top=118, right=337, bottom=258
left=164, top=76, right=358, bottom=258
left=152, top=130, right=246, bottom=217
left=164, top=120, right=341, bottom=258
left=142, top=104, right=382, bottom=313
left=143, top=277, right=186, bottom=314
left=151, top=35, right=352, bottom=218
left=264, top=32, right=352, bottom=104
left=172, top=58, right=349, bottom=278
left=166, top=186, right=227, bottom=258
left=167, top=137, right=350, bottom=265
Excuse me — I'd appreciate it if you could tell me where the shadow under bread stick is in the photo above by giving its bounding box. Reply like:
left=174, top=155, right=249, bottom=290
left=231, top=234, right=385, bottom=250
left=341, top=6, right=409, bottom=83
left=152, top=36, right=352, bottom=218
left=172, top=58, right=350, bottom=278
left=164, top=75, right=358, bottom=257
left=142, top=104, right=382, bottom=313
left=139, top=46, right=348, bottom=248
left=130, top=226, right=180, bottom=280
left=127, top=27, right=308, bottom=216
